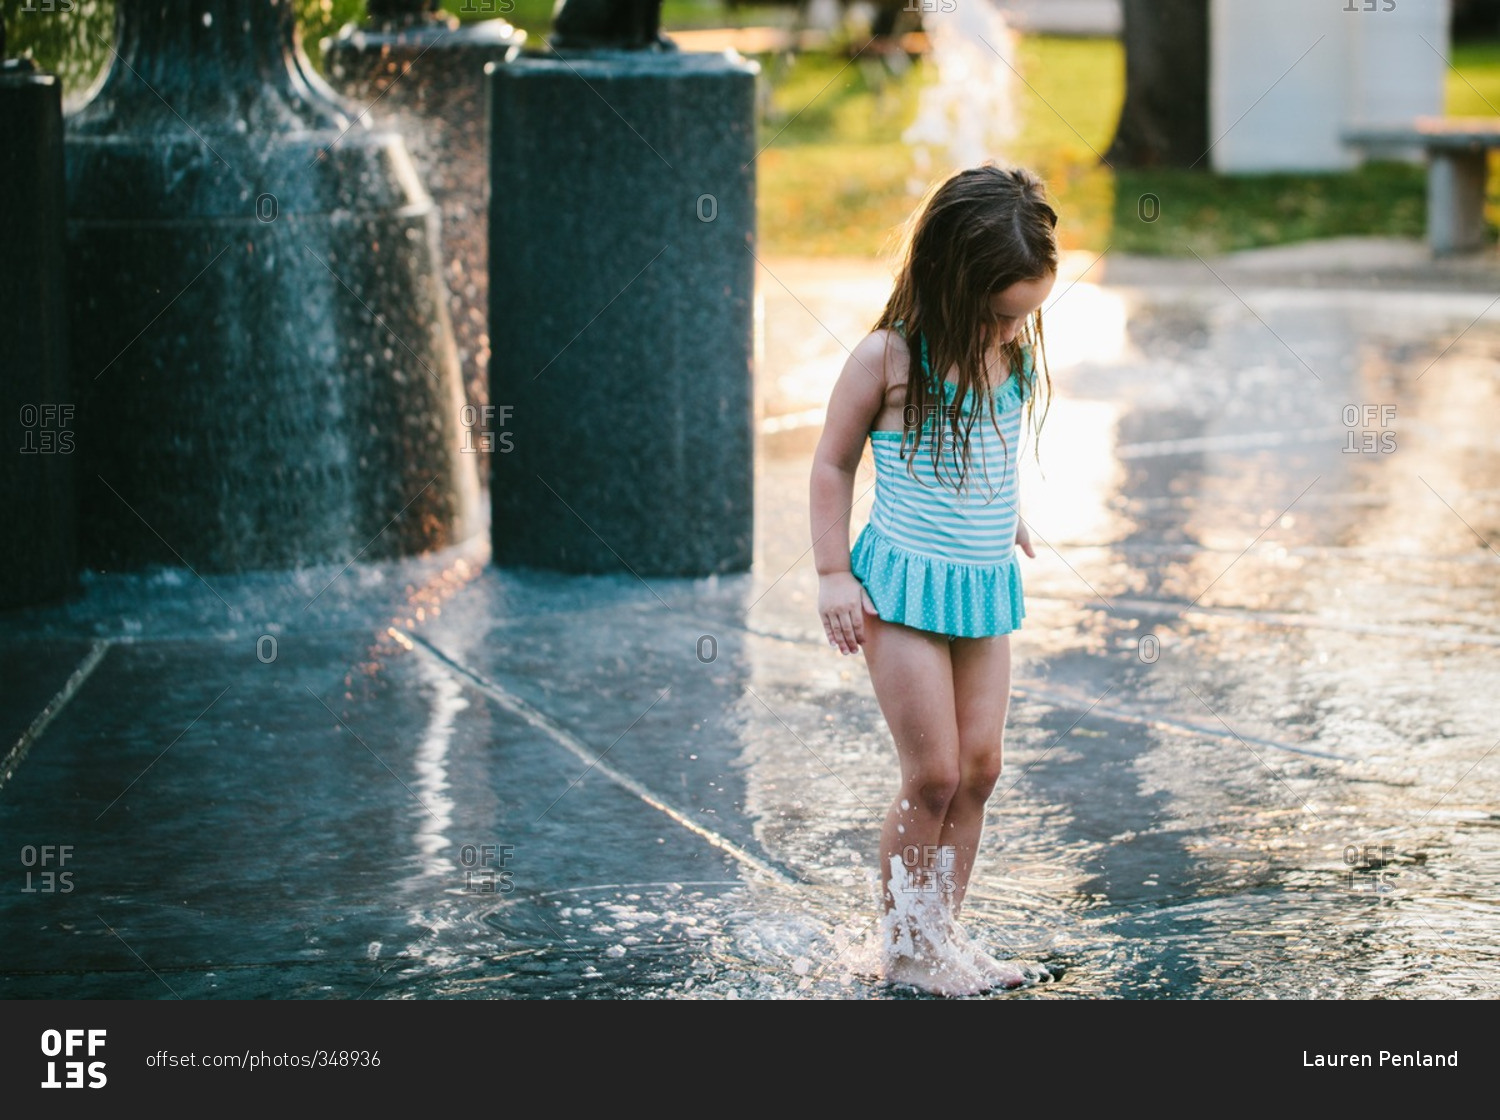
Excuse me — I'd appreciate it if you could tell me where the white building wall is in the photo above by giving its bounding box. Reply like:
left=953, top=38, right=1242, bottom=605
left=1210, top=0, right=1450, bottom=173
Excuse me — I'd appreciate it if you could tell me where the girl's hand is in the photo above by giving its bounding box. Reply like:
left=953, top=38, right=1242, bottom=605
left=818, top=571, right=876, bottom=655
left=1015, top=518, right=1036, bottom=559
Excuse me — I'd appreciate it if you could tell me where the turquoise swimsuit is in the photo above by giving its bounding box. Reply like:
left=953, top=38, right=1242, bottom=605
left=850, top=328, right=1031, bottom=639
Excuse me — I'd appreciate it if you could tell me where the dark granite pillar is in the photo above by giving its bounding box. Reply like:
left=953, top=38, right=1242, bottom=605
left=64, top=0, right=481, bottom=575
left=1, top=52, right=75, bottom=607
left=322, top=3, right=526, bottom=495
left=487, top=47, right=759, bottom=577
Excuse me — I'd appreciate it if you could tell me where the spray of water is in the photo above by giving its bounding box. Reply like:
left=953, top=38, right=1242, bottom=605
left=903, top=0, right=1019, bottom=181
left=879, top=846, right=1042, bottom=996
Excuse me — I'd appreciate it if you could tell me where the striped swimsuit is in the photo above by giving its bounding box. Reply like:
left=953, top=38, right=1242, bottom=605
left=850, top=330, right=1030, bottom=639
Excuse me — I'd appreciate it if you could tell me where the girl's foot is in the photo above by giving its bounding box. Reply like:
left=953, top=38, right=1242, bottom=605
left=947, top=919, right=1045, bottom=990
left=878, top=854, right=1049, bottom=995
left=880, top=891, right=1007, bottom=996
left=883, top=944, right=996, bottom=997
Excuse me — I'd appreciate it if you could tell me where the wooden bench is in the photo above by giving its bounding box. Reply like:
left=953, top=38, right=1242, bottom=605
left=1343, top=116, right=1500, bottom=255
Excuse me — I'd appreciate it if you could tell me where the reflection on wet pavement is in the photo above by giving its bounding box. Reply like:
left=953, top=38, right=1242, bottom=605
left=2, top=251, right=1497, bottom=999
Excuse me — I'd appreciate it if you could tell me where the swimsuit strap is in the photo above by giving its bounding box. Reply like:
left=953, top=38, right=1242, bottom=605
left=891, top=318, right=942, bottom=392
left=888, top=319, right=1032, bottom=401
left=893, top=318, right=1031, bottom=398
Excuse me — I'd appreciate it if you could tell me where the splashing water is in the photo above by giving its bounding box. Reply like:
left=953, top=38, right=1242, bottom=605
left=904, top=0, right=1019, bottom=179
left=880, top=848, right=1045, bottom=996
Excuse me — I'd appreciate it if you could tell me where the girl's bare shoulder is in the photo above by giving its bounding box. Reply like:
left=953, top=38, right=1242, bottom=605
left=848, top=327, right=910, bottom=390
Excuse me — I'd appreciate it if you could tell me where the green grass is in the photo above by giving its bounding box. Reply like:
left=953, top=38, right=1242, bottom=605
left=749, top=47, right=927, bottom=257
left=1110, top=163, right=1428, bottom=255
left=747, top=34, right=1121, bottom=257
left=1006, top=34, right=1121, bottom=254
left=1450, top=38, right=1500, bottom=114
left=749, top=31, right=1500, bottom=258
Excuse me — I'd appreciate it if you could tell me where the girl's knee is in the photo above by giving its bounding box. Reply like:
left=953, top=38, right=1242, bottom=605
left=961, top=745, right=1005, bottom=798
left=910, top=767, right=961, bottom=816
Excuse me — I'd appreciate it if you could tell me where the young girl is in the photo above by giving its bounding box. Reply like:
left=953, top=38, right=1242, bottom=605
left=809, top=163, right=1057, bottom=996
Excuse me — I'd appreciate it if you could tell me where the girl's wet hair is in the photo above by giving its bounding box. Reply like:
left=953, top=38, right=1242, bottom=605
left=875, top=163, right=1058, bottom=491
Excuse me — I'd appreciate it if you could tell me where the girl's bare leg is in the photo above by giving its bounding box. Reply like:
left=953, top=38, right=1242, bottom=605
left=940, top=633, right=1036, bottom=988
left=860, top=610, right=991, bottom=996
left=943, top=634, right=1013, bottom=914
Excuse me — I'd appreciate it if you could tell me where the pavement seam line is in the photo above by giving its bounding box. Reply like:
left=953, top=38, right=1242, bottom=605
left=403, top=631, right=803, bottom=887
left=0, top=640, right=111, bottom=794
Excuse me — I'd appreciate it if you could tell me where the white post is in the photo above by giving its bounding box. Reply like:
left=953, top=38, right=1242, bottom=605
left=1428, top=149, right=1488, bottom=255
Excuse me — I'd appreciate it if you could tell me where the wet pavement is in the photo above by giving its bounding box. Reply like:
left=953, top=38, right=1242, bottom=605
left=3, top=237, right=1499, bottom=1000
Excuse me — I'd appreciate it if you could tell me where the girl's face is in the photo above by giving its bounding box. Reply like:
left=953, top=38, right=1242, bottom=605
left=986, top=273, right=1056, bottom=346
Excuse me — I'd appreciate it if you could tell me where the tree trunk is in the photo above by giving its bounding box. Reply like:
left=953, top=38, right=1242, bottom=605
left=1104, top=0, right=1211, bottom=168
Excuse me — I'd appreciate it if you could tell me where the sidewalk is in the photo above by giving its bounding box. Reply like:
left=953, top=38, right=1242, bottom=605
left=4, top=235, right=1499, bottom=1000
left=1100, top=234, right=1500, bottom=292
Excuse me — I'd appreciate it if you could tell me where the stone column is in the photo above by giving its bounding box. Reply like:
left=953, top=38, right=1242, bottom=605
left=487, top=40, right=759, bottom=577
left=64, top=0, right=480, bottom=575
left=1, top=48, right=75, bottom=606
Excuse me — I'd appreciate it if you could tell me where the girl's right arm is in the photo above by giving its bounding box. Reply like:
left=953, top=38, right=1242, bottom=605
left=809, top=331, right=892, bottom=655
